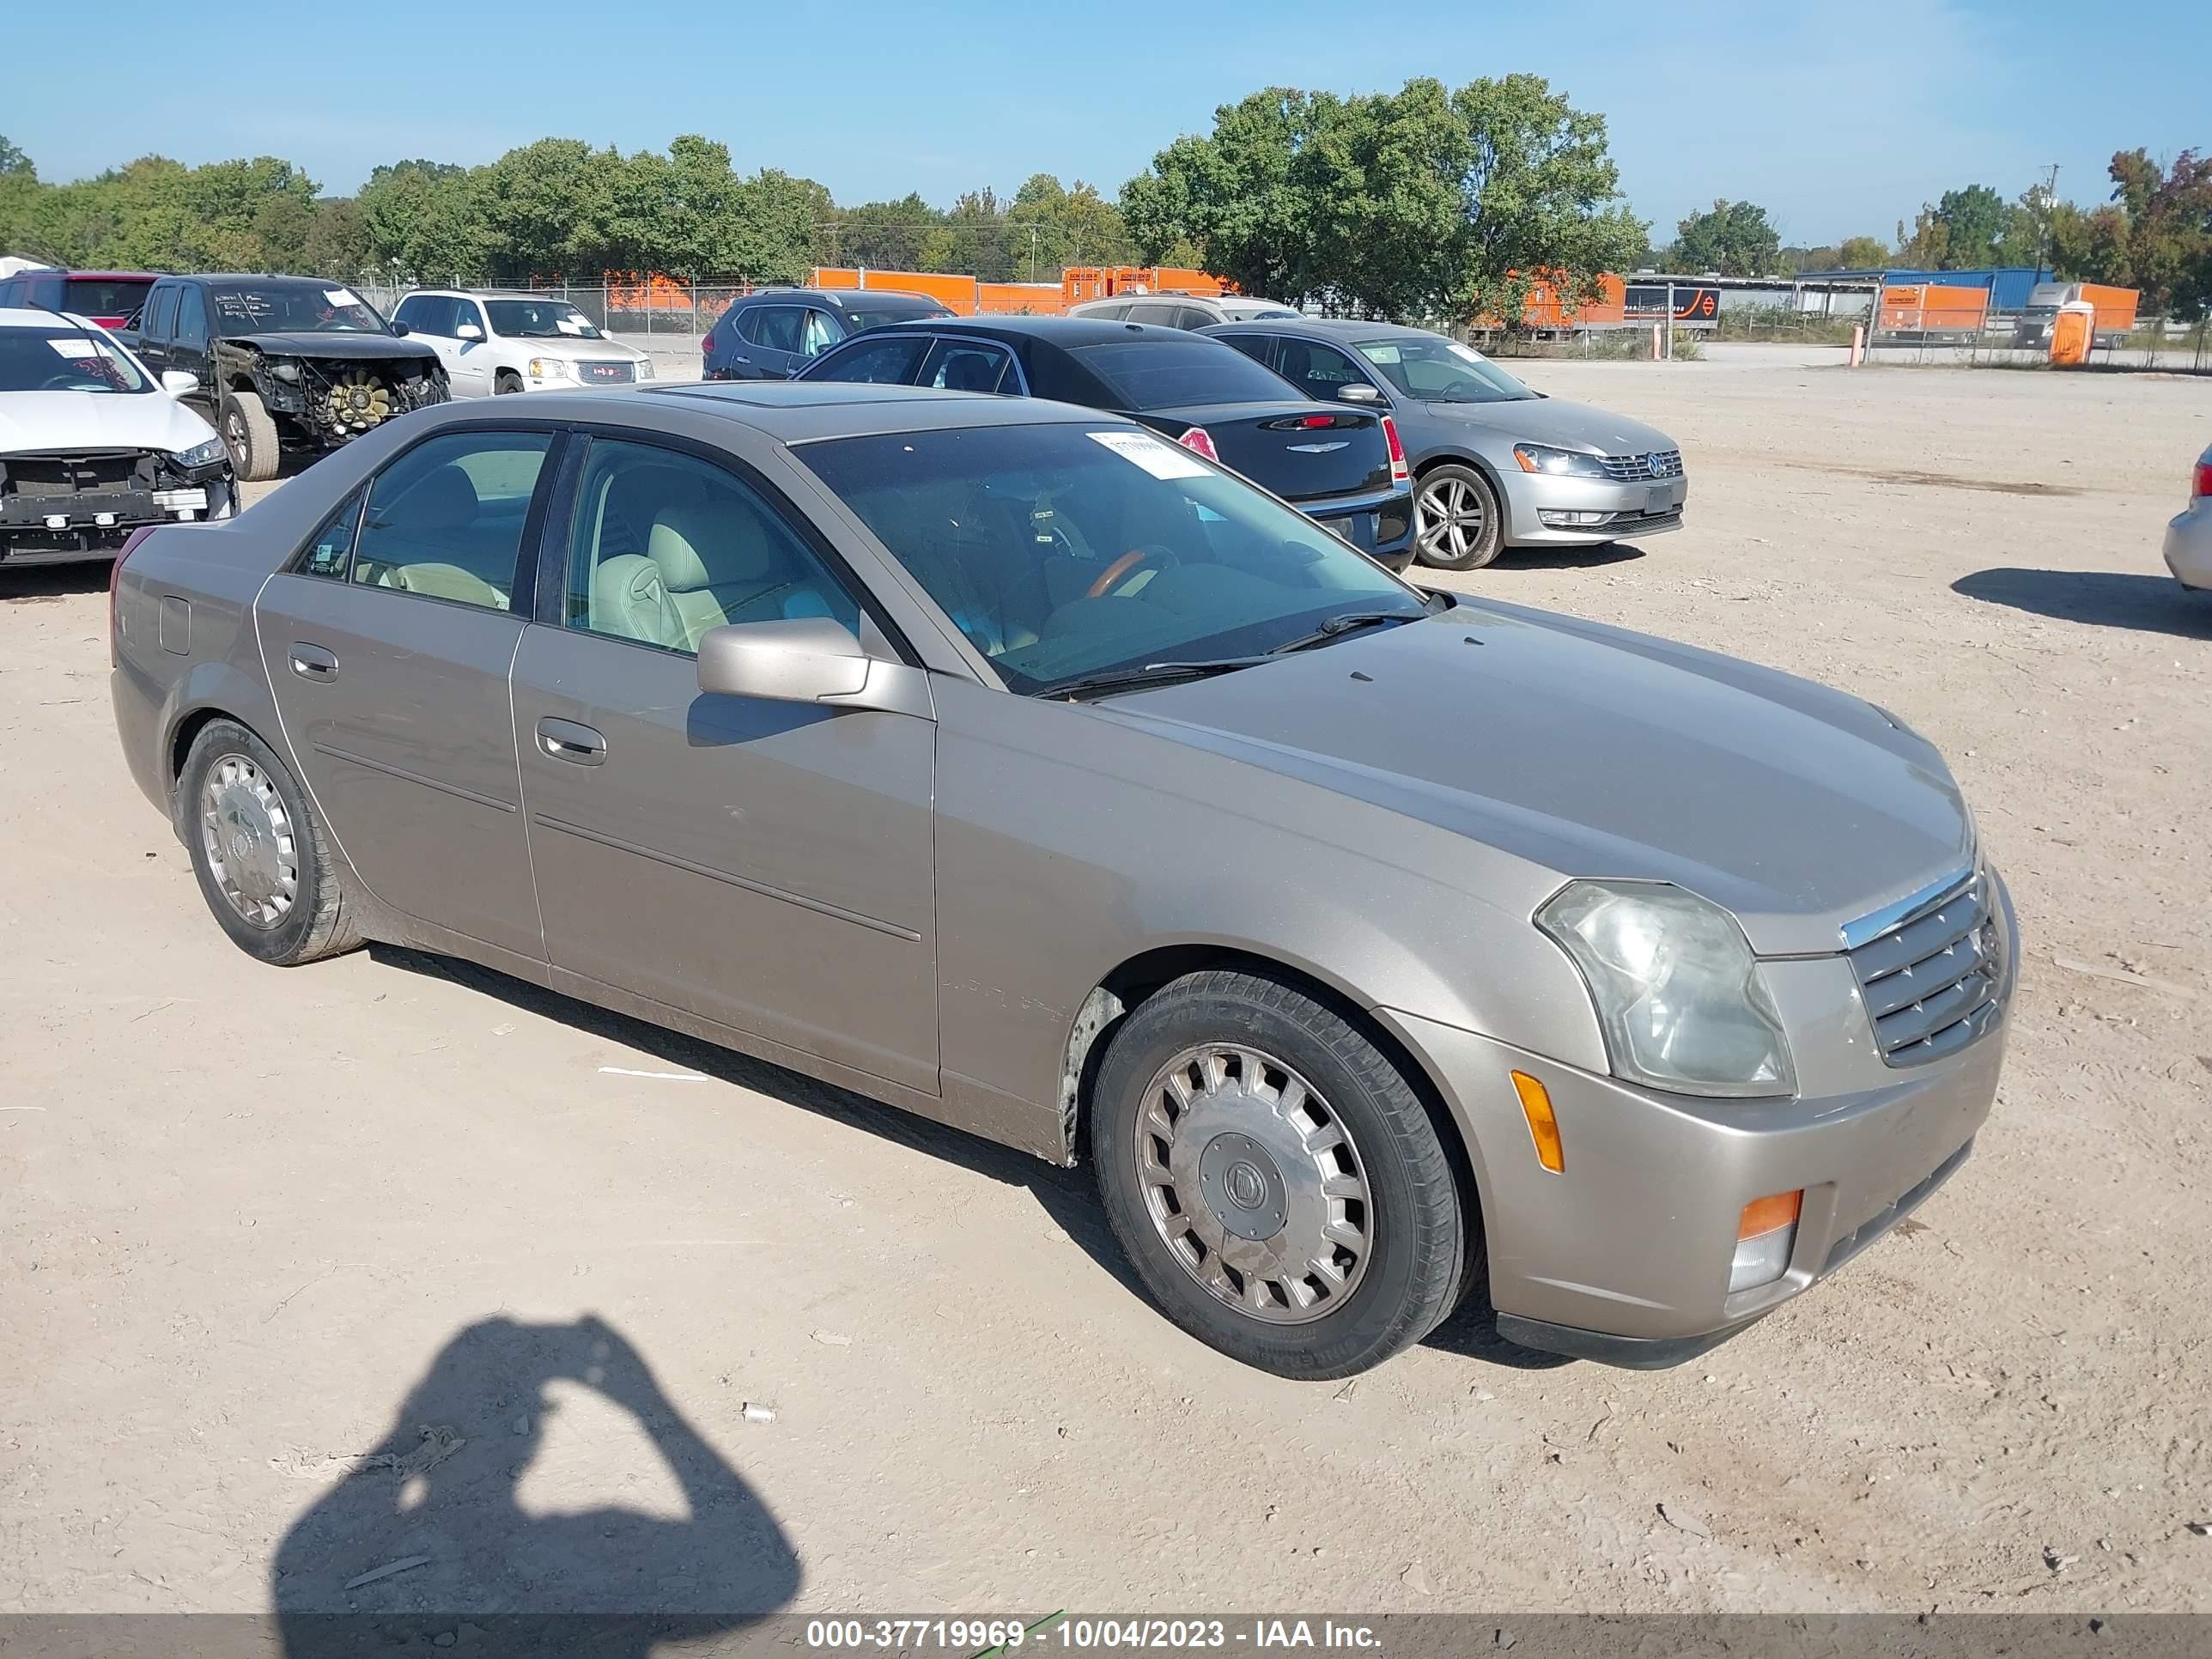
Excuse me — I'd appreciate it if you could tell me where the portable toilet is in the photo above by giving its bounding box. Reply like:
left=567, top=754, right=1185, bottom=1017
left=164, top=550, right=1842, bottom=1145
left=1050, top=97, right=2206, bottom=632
left=2048, top=300, right=2096, bottom=366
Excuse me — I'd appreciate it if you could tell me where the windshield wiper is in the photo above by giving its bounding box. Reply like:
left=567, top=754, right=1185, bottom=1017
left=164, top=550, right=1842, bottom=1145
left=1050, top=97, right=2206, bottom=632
left=1048, top=659, right=1263, bottom=702
left=1267, top=611, right=1423, bottom=655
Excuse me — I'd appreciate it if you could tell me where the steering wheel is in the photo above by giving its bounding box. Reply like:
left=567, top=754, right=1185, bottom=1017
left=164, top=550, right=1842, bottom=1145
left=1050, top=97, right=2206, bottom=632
left=1087, top=544, right=1175, bottom=600
left=40, top=373, right=97, bottom=391
left=1437, top=377, right=1484, bottom=400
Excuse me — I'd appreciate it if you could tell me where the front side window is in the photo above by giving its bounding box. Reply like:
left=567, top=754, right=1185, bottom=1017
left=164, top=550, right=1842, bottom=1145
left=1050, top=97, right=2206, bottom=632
left=393, top=295, right=451, bottom=336
left=1072, top=338, right=1297, bottom=411
left=796, top=422, right=1420, bottom=696
left=804, top=334, right=927, bottom=385
left=142, top=284, right=179, bottom=342
left=1354, top=337, right=1535, bottom=404
left=918, top=339, right=1015, bottom=394
left=800, top=310, right=842, bottom=357
left=564, top=439, right=860, bottom=655
left=0, top=326, right=152, bottom=394
left=209, top=282, right=387, bottom=336
left=352, top=429, right=553, bottom=611
left=174, top=287, right=209, bottom=349
left=453, top=301, right=486, bottom=337
left=1278, top=338, right=1370, bottom=400
left=483, top=298, right=600, bottom=339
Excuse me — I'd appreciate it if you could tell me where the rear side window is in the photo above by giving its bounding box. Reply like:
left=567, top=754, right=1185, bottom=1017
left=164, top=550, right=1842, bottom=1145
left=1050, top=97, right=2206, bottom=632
left=142, top=285, right=179, bottom=342
left=352, top=429, right=553, bottom=611
left=1218, top=333, right=1275, bottom=367
left=1122, top=301, right=1180, bottom=325
left=1072, top=339, right=1297, bottom=410
left=807, top=334, right=927, bottom=385
left=742, top=306, right=804, bottom=353
left=1172, top=306, right=1219, bottom=331
left=297, top=486, right=368, bottom=578
left=918, top=339, right=1016, bottom=394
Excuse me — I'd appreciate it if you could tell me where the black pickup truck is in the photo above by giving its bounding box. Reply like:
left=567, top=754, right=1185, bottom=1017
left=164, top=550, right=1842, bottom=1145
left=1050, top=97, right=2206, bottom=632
left=125, top=275, right=447, bottom=480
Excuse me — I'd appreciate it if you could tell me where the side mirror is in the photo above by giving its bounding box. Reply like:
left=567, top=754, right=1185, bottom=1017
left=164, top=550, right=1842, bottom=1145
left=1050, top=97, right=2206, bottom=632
left=388, top=321, right=410, bottom=337
left=160, top=370, right=198, bottom=397
left=1337, top=381, right=1385, bottom=404
left=454, top=322, right=483, bottom=342
left=696, top=617, right=929, bottom=718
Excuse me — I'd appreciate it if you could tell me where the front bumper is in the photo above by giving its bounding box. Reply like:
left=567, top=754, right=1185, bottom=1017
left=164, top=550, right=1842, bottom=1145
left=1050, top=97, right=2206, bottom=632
left=1498, top=469, right=1688, bottom=546
left=1307, top=486, right=1415, bottom=571
left=2165, top=505, right=2212, bottom=590
left=1378, top=869, right=2016, bottom=1365
left=1, top=478, right=234, bottom=562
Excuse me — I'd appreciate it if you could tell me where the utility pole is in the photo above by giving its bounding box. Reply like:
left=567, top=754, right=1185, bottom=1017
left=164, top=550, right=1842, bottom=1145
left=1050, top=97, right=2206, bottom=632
left=1029, top=225, right=1040, bottom=284
left=2037, top=163, right=2060, bottom=282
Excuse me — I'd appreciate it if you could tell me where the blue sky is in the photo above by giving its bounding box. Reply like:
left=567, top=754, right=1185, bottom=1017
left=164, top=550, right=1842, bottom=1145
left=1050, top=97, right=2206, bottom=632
left=7, top=0, right=2204, bottom=245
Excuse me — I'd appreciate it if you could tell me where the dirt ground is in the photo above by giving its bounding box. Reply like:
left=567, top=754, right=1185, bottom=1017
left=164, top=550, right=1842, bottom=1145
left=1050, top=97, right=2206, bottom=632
left=4, top=351, right=2209, bottom=1620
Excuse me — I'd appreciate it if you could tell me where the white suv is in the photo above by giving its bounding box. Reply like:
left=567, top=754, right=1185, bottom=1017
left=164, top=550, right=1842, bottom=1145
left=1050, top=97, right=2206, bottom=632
left=1067, top=292, right=1304, bottom=329
left=389, top=290, right=655, bottom=396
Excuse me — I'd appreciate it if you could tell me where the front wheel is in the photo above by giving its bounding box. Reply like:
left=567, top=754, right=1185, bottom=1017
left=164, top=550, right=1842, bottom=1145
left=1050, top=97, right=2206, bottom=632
left=1091, top=971, right=1468, bottom=1379
left=220, top=391, right=281, bottom=483
left=1414, top=463, right=1504, bottom=571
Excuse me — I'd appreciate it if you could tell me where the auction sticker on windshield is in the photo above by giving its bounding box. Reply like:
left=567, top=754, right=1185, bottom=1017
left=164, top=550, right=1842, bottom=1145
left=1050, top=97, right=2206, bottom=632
left=1089, top=430, right=1208, bottom=479
left=324, top=289, right=361, bottom=308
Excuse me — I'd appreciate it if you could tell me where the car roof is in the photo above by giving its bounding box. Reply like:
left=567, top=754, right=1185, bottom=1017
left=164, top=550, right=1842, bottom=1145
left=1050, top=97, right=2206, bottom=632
left=857, top=314, right=1195, bottom=347
left=409, top=289, right=584, bottom=301
left=739, top=288, right=949, bottom=309
left=0, top=307, right=105, bottom=329
left=509, top=379, right=1137, bottom=444
left=18, top=270, right=160, bottom=282
left=172, top=273, right=346, bottom=286
left=1206, top=316, right=1429, bottom=343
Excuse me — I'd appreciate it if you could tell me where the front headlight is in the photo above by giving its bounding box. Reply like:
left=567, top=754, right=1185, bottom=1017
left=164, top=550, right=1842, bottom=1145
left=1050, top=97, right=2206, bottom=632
left=528, top=357, right=574, bottom=380
left=635, top=356, right=654, bottom=379
left=1537, top=881, right=1796, bottom=1097
left=1513, top=442, right=1611, bottom=480
left=169, top=437, right=228, bottom=471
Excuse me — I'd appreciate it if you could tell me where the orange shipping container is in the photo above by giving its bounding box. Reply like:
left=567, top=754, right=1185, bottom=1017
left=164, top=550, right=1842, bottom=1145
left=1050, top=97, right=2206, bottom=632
left=2076, top=283, right=2138, bottom=334
left=1878, top=283, right=1989, bottom=336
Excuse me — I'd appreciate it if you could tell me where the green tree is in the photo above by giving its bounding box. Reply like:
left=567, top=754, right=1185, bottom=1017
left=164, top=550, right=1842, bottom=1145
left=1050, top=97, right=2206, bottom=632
left=2106, top=148, right=2212, bottom=318
left=0, top=135, right=31, bottom=178
left=1923, top=184, right=2011, bottom=268
left=1006, top=173, right=1133, bottom=278
left=1121, top=75, right=1643, bottom=321
left=830, top=194, right=939, bottom=271
left=303, top=198, right=372, bottom=276
left=359, top=160, right=486, bottom=283
left=1838, top=234, right=1890, bottom=268
left=1670, top=199, right=1783, bottom=276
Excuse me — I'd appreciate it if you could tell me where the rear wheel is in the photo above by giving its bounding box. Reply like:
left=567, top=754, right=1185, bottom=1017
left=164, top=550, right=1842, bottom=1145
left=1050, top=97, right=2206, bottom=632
left=1414, top=463, right=1504, bottom=570
left=1091, top=970, right=1466, bottom=1379
left=220, top=391, right=280, bottom=483
left=180, top=720, right=362, bottom=965
left=494, top=369, right=523, bottom=395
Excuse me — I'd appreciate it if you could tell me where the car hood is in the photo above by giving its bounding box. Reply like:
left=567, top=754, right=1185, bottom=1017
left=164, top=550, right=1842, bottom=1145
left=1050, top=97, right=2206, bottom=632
left=235, top=333, right=441, bottom=364
left=1096, top=601, right=1972, bottom=954
left=1423, top=395, right=1676, bottom=456
left=0, top=390, right=219, bottom=457
left=501, top=335, right=645, bottom=361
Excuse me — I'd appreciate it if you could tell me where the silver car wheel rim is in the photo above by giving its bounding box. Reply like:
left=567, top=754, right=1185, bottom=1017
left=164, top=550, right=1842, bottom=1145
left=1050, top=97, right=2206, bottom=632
left=199, top=754, right=299, bottom=930
left=1417, top=476, right=1486, bottom=560
left=1133, top=1043, right=1373, bottom=1325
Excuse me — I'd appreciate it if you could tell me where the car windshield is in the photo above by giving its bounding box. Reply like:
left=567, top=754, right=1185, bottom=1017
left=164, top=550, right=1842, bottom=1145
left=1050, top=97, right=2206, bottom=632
left=1356, top=337, right=1536, bottom=404
left=1073, top=339, right=1296, bottom=410
left=210, top=283, right=388, bottom=335
left=797, top=422, right=1425, bottom=696
left=841, top=302, right=950, bottom=331
left=0, top=326, right=151, bottom=393
left=484, top=298, right=602, bottom=339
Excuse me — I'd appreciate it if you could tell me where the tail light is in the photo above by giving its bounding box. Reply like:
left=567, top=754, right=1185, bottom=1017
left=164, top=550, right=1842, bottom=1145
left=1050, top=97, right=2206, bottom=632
left=2195, top=459, right=2211, bottom=499
left=1176, top=426, right=1219, bottom=461
left=109, top=526, right=159, bottom=667
left=701, top=330, right=716, bottom=356
left=1381, top=416, right=1409, bottom=485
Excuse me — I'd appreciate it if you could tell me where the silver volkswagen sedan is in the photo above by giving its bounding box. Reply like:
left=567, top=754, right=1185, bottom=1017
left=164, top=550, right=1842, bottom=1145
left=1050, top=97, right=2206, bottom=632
left=109, top=383, right=2016, bottom=1379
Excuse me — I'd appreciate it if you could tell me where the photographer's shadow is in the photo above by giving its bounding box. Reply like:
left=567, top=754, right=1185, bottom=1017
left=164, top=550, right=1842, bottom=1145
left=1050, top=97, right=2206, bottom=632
left=273, top=1315, right=798, bottom=1656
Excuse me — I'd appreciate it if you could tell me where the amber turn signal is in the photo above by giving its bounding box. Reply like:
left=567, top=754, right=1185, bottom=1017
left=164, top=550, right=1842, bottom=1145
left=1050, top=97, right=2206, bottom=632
left=1510, top=1070, right=1565, bottom=1173
left=1738, top=1188, right=1804, bottom=1240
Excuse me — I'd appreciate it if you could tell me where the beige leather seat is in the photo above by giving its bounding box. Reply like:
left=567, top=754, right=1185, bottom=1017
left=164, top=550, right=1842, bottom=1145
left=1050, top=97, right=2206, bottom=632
left=645, top=499, right=796, bottom=652
left=589, top=553, right=679, bottom=648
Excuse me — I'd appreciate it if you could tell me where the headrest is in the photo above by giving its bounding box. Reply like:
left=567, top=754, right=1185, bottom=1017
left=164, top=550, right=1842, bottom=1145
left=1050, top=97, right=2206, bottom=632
left=394, top=464, right=478, bottom=531
left=647, top=501, right=774, bottom=592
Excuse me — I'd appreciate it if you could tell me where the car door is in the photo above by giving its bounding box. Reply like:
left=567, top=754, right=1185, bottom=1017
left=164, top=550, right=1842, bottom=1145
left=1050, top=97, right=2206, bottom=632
left=169, top=284, right=213, bottom=399
left=254, top=425, right=559, bottom=963
left=447, top=299, right=495, bottom=397
left=741, top=305, right=805, bottom=378
left=135, top=283, right=180, bottom=378
left=392, top=295, right=465, bottom=392
left=1276, top=336, right=1383, bottom=405
left=508, top=432, right=940, bottom=1092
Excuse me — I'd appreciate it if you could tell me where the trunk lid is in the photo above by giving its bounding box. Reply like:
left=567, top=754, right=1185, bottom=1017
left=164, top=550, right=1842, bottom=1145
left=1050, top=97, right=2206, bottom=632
left=1132, top=401, right=1392, bottom=502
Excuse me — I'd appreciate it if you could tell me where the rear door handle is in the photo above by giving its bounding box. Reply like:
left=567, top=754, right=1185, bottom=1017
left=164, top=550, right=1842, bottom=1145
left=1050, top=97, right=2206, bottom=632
left=289, top=643, right=337, bottom=680
left=538, top=717, right=606, bottom=765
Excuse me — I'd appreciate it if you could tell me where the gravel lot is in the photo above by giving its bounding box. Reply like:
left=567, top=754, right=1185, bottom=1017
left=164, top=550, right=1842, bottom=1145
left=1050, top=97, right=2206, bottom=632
left=3, top=352, right=2209, bottom=1619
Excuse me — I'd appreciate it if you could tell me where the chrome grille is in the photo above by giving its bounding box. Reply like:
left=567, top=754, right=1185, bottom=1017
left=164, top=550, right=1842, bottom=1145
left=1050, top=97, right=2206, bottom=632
left=1599, top=448, right=1684, bottom=483
left=575, top=359, right=636, bottom=384
left=1843, top=870, right=2002, bottom=1066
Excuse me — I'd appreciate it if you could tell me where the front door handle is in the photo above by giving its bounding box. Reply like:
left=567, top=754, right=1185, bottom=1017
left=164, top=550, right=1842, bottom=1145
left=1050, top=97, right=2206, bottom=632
left=537, top=717, right=606, bottom=765
left=289, top=643, right=337, bottom=680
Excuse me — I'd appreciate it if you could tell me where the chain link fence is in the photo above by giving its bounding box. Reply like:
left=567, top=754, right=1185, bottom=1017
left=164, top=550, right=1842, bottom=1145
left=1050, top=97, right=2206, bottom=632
left=1867, top=312, right=2211, bottom=372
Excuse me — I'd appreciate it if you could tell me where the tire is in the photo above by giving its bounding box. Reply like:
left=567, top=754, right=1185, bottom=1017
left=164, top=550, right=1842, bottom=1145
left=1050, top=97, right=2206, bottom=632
left=179, top=719, right=362, bottom=966
left=494, top=370, right=523, bottom=395
left=220, top=391, right=281, bottom=483
left=1414, top=463, right=1504, bottom=571
left=1090, top=970, right=1467, bottom=1379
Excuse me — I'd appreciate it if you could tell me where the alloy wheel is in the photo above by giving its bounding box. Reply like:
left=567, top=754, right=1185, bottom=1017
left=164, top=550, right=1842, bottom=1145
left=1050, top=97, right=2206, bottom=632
left=1417, top=475, right=1487, bottom=563
left=199, top=754, right=299, bottom=929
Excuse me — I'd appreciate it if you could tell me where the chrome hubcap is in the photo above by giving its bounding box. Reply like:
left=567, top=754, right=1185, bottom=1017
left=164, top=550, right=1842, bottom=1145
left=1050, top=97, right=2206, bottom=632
left=199, top=754, right=298, bottom=929
left=1417, top=476, right=1487, bottom=560
left=1133, top=1043, right=1373, bottom=1324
